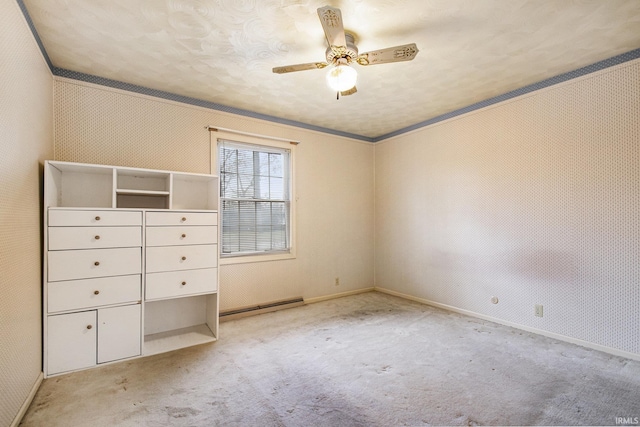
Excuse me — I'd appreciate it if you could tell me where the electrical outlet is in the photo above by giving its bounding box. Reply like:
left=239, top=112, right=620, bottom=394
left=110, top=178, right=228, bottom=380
left=535, top=304, right=544, bottom=317
left=335, top=277, right=340, bottom=286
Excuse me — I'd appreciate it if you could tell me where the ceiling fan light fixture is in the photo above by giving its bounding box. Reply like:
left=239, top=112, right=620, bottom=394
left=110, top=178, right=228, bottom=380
left=273, top=6, right=418, bottom=97
left=326, top=62, right=357, bottom=92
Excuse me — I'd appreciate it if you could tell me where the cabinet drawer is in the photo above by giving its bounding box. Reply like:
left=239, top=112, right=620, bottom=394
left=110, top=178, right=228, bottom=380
left=48, top=247, right=141, bottom=282
left=146, top=226, right=217, bottom=247
left=146, top=244, right=217, bottom=273
left=49, top=209, right=142, bottom=227
left=146, top=268, right=218, bottom=300
left=146, top=211, right=217, bottom=226
left=48, top=274, right=141, bottom=313
left=48, top=311, right=97, bottom=375
left=49, top=226, right=141, bottom=250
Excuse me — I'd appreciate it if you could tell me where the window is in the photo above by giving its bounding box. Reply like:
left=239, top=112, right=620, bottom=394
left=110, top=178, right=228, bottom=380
left=217, top=138, right=294, bottom=261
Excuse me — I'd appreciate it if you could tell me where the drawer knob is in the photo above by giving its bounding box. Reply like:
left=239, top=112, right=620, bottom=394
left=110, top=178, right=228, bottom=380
left=181, top=234, right=186, bottom=238
left=94, top=261, right=100, bottom=266
left=181, top=217, right=187, bottom=222
left=181, top=256, right=187, bottom=261
left=181, top=281, right=186, bottom=286
left=95, top=216, right=101, bottom=221
left=94, top=290, right=100, bottom=295
left=86, top=325, right=92, bottom=330
left=94, top=235, right=101, bottom=240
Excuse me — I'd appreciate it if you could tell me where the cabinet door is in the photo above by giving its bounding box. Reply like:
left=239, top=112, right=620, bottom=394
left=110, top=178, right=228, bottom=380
left=97, top=304, right=141, bottom=363
left=48, top=311, right=97, bottom=375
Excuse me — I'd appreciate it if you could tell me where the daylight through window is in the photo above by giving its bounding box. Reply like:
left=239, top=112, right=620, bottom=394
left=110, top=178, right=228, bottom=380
left=218, top=139, right=291, bottom=256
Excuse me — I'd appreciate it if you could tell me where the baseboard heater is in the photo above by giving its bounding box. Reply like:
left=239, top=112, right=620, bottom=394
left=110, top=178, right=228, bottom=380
left=219, top=297, right=305, bottom=322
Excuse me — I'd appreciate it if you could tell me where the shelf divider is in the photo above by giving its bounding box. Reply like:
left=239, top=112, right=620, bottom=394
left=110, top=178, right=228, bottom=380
left=116, top=189, right=171, bottom=197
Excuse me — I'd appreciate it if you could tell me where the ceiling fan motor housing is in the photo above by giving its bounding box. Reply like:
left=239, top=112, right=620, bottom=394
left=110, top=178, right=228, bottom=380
left=326, top=33, right=359, bottom=64
left=272, top=5, right=419, bottom=97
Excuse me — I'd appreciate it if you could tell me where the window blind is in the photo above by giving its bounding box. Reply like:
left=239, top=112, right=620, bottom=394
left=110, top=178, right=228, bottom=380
left=218, top=139, right=291, bottom=256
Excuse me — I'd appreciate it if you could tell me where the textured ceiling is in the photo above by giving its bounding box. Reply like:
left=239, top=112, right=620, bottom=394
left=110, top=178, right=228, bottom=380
left=22, top=0, right=640, bottom=140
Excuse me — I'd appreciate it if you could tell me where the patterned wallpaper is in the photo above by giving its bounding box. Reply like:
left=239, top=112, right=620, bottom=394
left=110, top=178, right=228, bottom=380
left=0, top=1, right=53, bottom=425
left=375, top=60, right=640, bottom=357
left=53, top=78, right=375, bottom=311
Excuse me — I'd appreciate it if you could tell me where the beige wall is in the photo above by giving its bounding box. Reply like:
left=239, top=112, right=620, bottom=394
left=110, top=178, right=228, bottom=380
left=375, top=60, right=640, bottom=358
left=6, top=7, right=638, bottom=426
left=0, top=2, right=53, bottom=426
left=53, top=78, right=375, bottom=310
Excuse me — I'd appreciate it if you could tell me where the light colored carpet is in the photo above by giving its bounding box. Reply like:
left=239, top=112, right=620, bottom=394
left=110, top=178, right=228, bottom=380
left=21, top=291, right=640, bottom=426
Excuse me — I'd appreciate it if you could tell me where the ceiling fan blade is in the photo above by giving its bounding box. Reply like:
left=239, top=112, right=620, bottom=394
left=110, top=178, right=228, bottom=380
left=317, top=6, right=347, bottom=50
left=356, top=43, right=419, bottom=66
left=272, top=62, right=328, bottom=74
left=340, top=86, right=357, bottom=96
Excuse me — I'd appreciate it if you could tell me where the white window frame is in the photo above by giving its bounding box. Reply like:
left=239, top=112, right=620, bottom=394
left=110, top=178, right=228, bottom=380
left=211, top=130, right=296, bottom=265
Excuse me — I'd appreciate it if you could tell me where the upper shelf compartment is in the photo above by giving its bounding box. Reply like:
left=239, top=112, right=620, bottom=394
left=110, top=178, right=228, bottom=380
left=116, top=169, right=170, bottom=209
left=45, top=161, right=218, bottom=211
left=172, top=173, right=218, bottom=210
left=45, top=161, right=114, bottom=208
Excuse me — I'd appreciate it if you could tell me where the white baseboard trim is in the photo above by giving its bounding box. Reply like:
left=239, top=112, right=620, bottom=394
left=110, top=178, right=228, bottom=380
left=11, top=371, right=43, bottom=427
left=304, top=287, right=375, bottom=305
left=375, top=287, right=640, bottom=362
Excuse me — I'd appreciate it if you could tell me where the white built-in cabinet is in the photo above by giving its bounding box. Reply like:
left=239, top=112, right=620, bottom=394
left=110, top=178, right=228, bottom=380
left=43, top=160, right=219, bottom=377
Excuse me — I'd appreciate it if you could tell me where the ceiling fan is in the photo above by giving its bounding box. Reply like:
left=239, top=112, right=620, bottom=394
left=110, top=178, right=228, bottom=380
left=273, top=5, right=419, bottom=98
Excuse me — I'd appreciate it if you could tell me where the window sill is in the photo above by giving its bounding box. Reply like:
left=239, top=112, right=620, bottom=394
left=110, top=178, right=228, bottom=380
left=219, top=251, right=296, bottom=265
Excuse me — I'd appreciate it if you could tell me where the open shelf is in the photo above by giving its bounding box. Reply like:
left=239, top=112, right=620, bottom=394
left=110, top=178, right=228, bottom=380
left=172, top=173, right=218, bottom=210
left=116, top=189, right=170, bottom=196
left=116, top=188, right=171, bottom=208
left=45, top=161, right=114, bottom=208
left=143, top=324, right=216, bottom=356
left=117, top=169, right=170, bottom=192
left=45, top=161, right=218, bottom=210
